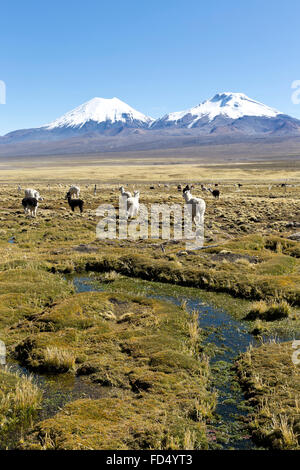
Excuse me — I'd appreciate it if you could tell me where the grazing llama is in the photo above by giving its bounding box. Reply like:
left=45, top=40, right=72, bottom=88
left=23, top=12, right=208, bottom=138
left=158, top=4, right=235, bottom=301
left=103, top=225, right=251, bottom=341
left=22, top=197, right=38, bottom=217
left=208, top=188, right=220, bottom=199
left=24, top=188, right=43, bottom=200
left=119, top=186, right=132, bottom=198
left=66, top=192, right=84, bottom=213
left=68, top=185, right=80, bottom=198
left=183, top=189, right=206, bottom=225
left=127, top=191, right=140, bottom=218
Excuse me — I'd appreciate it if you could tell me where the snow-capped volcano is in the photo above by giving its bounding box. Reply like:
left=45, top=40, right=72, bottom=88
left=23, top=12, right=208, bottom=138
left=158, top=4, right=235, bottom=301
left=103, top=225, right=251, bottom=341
left=1, top=92, right=300, bottom=154
left=45, top=97, right=153, bottom=129
left=152, top=92, right=281, bottom=129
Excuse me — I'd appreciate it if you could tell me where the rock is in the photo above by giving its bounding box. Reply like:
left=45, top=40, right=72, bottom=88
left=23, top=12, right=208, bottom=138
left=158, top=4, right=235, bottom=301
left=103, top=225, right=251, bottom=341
left=73, top=244, right=99, bottom=252
left=287, top=232, right=300, bottom=241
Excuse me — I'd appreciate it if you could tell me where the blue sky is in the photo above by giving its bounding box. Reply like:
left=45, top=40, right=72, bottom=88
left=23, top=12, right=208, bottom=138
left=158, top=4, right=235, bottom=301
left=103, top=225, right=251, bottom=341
left=1, top=0, right=300, bottom=135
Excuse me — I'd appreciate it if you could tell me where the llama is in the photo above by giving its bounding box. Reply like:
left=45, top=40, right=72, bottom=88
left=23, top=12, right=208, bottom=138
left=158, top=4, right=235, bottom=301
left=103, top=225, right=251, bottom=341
left=183, top=189, right=206, bottom=225
left=208, top=188, right=220, bottom=199
left=119, top=186, right=132, bottom=198
left=24, top=188, right=43, bottom=200
left=201, top=184, right=208, bottom=192
left=68, top=185, right=80, bottom=198
left=127, top=190, right=140, bottom=218
left=66, top=192, right=84, bottom=213
left=22, top=197, right=38, bottom=217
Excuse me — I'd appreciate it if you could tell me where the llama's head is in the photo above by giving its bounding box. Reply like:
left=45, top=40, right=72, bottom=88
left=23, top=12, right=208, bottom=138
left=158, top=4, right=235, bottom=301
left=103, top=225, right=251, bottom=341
left=65, top=191, right=71, bottom=199
left=133, top=190, right=140, bottom=198
left=33, top=191, right=43, bottom=201
left=183, top=189, right=192, bottom=200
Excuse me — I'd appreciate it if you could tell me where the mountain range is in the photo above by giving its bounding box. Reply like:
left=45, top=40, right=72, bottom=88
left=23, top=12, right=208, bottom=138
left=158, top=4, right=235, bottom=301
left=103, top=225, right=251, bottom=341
left=1, top=92, right=300, bottom=156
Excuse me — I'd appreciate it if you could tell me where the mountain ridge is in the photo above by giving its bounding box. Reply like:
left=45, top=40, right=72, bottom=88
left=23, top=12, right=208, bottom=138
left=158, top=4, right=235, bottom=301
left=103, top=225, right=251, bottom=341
left=1, top=92, right=300, bottom=155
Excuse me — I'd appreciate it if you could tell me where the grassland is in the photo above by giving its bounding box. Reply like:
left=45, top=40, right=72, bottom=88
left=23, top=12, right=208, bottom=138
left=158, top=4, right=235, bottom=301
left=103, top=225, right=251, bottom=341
left=1, top=153, right=300, bottom=183
left=0, top=159, right=299, bottom=449
left=236, top=341, right=300, bottom=449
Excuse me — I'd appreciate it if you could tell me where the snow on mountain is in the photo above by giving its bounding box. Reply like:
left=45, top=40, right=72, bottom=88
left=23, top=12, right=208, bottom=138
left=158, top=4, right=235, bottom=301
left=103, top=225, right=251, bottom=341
left=152, top=92, right=281, bottom=128
left=45, top=97, right=153, bottom=129
left=2, top=92, right=300, bottom=152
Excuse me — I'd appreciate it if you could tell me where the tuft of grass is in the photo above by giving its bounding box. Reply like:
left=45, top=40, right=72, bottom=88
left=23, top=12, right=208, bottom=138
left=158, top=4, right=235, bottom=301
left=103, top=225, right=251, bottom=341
left=188, top=310, right=201, bottom=356
left=102, top=270, right=123, bottom=282
left=183, top=429, right=197, bottom=450
left=43, top=347, right=75, bottom=372
left=13, top=374, right=42, bottom=418
left=0, top=367, right=42, bottom=439
left=247, top=300, right=292, bottom=321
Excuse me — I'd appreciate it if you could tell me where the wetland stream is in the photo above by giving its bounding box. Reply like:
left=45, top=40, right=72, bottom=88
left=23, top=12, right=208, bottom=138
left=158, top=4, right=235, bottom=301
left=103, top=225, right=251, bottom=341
left=3, top=273, right=293, bottom=450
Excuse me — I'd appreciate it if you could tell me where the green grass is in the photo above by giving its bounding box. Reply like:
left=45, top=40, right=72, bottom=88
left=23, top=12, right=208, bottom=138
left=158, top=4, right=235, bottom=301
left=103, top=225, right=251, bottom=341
left=0, top=367, right=42, bottom=448
left=236, top=341, right=300, bottom=450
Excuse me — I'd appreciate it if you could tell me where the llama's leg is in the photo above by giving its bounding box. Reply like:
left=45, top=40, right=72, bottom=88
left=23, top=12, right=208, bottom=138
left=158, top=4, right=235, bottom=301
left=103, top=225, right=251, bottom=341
left=194, top=206, right=200, bottom=225
left=192, top=205, right=197, bottom=225
left=128, top=204, right=133, bottom=218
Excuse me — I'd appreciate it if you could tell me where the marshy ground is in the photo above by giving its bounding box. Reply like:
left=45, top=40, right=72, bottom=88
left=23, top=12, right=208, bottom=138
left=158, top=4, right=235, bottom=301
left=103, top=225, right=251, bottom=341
left=0, top=168, right=299, bottom=450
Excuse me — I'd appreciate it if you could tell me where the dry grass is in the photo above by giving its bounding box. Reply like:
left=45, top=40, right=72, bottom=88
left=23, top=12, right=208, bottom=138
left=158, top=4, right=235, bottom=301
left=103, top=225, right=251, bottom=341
left=0, top=367, right=42, bottom=430
left=236, top=341, right=300, bottom=450
left=1, top=153, right=300, bottom=183
left=248, top=300, right=292, bottom=321
left=43, top=347, right=75, bottom=372
left=188, top=310, right=201, bottom=356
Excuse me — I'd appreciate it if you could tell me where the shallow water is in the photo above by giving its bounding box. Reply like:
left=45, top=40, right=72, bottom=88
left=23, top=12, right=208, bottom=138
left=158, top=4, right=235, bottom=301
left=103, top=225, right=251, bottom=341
left=3, top=357, right=113, bottom=449
left=72, top=275, right=260, bottom=449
